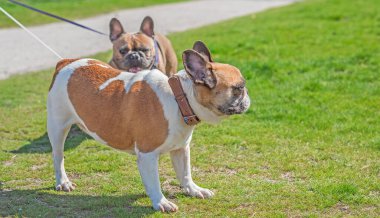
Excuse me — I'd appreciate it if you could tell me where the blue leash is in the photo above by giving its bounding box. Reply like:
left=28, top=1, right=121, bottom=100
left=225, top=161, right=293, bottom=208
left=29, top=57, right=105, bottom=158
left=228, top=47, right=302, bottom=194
left=8, top=0, right=108, bottom=36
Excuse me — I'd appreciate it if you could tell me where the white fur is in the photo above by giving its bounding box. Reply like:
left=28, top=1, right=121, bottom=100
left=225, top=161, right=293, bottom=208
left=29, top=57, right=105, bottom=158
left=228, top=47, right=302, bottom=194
left=98, top=71, right=134, bottom=91
left=170, top=145, right=214, bottom=198
left=47, top=61, right=224, bottom=211
left=96, top=63, right=111, bottom=69
left=137, top=150, right=178, bottom=211
left=144, top=69, right=195, bottom=153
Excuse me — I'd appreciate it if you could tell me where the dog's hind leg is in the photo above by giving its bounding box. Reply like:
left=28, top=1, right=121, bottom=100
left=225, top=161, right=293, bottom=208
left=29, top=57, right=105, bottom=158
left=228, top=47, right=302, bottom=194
left=47, top=103, right=76, bottom=192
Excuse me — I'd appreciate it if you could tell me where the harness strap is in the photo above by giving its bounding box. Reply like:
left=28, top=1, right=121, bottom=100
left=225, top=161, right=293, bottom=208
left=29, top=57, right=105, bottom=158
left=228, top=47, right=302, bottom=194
left=150, top=36, right=161, bottom=70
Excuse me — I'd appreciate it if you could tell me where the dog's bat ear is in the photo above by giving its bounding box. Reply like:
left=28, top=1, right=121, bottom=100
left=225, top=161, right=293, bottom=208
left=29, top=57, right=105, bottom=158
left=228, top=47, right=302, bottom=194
left=193, top=41, right=213, bottom=62
left=140, top=16, right=154, bottom=37
left=109, top=18, right=124, bottom=41
left=182, top=50, right=216, bottom=89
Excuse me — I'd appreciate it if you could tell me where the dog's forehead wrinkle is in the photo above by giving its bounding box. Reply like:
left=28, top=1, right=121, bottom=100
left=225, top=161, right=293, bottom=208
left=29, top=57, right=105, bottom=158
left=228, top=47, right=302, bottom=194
left=120, top=44, right=129, bottom=49
left=214, top=66, right=244, bottom=86
left=114, top=36, right=132, bottom=50
left=126, top=33, right=153, bottom=47
left=118, top=33, right=132, bottom=42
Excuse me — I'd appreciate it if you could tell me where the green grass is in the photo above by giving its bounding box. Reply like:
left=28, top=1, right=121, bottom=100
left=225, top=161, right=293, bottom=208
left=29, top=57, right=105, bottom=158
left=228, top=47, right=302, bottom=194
left=1, top=0, right=380, bottom=216
left=0, top=0, right=185, bottom=28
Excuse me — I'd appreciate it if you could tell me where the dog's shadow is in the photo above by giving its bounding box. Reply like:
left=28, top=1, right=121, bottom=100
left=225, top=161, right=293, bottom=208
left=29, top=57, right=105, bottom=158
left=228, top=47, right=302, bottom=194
left=0, top=188, right=155, bottom=217
left=11, top=125, right=88, bottom=154
left=5, top=129, right=157, bottom=216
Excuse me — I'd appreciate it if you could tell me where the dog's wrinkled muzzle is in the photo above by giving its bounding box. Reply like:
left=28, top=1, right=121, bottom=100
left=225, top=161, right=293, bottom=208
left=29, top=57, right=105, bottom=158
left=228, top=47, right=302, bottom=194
left=219, top=90, right=251, bottom=115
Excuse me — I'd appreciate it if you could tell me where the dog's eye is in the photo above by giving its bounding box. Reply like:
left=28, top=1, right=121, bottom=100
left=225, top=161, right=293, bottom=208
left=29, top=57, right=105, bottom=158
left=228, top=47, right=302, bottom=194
left=232, top=86, right=244, bottom=96
left=139, top=48, right=150, bottom=53
left=119, top=48, right=128, bottom=55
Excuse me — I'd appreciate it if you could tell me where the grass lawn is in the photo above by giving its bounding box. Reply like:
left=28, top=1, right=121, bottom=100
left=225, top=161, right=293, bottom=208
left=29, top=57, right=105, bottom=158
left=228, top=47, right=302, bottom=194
left=1, top=0, right=380, bottom=216
left=0, top=0, right=186, bottom=28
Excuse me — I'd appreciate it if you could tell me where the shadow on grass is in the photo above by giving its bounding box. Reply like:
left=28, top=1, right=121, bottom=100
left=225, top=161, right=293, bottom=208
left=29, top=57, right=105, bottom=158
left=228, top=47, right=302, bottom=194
left=10, top=125, right=89, bottom=154
left=0, top=188, right=155, bottom=217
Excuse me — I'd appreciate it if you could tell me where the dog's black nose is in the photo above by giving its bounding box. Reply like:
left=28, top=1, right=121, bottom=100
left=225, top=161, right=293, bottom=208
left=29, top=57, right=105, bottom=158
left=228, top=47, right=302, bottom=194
left=128, top=53, right=139, bottom=60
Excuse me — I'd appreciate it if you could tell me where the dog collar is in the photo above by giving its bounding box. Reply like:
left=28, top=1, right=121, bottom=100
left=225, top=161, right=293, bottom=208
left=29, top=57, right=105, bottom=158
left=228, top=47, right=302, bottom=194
left=168, top=75, right=200, bottom=126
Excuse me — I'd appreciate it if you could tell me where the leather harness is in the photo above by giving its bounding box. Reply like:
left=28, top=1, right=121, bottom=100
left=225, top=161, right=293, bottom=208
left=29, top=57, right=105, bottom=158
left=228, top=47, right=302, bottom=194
left=168, top=75, right=200, bottom=126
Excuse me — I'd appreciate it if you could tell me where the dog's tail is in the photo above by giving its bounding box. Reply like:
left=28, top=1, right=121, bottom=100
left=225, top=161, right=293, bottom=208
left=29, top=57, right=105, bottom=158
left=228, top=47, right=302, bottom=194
left=49, top=58, right=79, bottom=91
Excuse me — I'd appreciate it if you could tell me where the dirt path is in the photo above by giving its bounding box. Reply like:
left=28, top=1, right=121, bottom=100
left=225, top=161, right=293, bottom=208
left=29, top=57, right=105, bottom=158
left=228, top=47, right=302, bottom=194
left=0, top=0, right=295, bottom=79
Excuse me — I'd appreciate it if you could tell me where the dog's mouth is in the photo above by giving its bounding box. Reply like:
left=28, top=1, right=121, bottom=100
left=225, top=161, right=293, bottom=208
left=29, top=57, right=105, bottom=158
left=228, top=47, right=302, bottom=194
left=128, top=67, right=143, bottom=73
left=218, top=95, right=251, bottom=115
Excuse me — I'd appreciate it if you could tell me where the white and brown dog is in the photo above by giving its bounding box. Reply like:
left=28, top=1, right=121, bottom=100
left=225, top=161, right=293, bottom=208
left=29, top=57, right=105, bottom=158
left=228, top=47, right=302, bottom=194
left=47, top=41, right=250, bottom=212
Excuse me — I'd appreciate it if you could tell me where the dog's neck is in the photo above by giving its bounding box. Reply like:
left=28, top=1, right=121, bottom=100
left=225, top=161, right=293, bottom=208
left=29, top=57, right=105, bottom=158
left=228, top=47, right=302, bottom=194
left=176, top=70, right=223, bottom=125
left=109, top=59, right=119, bottom=69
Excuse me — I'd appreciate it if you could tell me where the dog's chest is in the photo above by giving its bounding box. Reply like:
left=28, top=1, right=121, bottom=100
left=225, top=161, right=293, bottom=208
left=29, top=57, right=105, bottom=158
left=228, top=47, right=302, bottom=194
left=67, top=62, right=169, bottom=153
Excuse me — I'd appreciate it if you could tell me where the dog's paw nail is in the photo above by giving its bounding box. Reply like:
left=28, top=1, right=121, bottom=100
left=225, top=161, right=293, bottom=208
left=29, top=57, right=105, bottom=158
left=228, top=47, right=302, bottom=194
left=184, top=184, right=214, bottom=199
left=204, top=189, right=214, bottom=198
left=56, top=181, right=76, bottom=192
left=153, top=198, right=178, bottom=212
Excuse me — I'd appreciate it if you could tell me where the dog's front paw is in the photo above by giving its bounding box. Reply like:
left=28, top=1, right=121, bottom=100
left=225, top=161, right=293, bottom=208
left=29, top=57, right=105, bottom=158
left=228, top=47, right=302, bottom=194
left=153, top=197, right=178, bottom=212
left=183, top=182, right=214, bottom=199
left=55, top=181, right=76, bottom=192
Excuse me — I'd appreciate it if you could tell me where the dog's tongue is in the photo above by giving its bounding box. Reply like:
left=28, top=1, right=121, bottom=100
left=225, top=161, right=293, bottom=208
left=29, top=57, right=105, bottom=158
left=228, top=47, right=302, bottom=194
left=129, top=67, right=142, bottom=73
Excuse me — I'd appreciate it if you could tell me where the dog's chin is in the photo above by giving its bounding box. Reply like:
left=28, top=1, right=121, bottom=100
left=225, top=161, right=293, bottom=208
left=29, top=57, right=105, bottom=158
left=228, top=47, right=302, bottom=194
left=220, top=107, right=245, bottom=115
left=127, top=67, right=143, bottom=73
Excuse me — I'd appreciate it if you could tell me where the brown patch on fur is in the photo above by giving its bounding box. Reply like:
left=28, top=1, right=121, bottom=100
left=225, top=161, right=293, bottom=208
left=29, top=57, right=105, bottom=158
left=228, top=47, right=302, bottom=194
left=109, top=32, right=177, bottom=76
left=194, top=62, right=244, bottom=114
left=68, top=61, right=168, bottom=152
left=49, top=58, right=79, bottom=91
